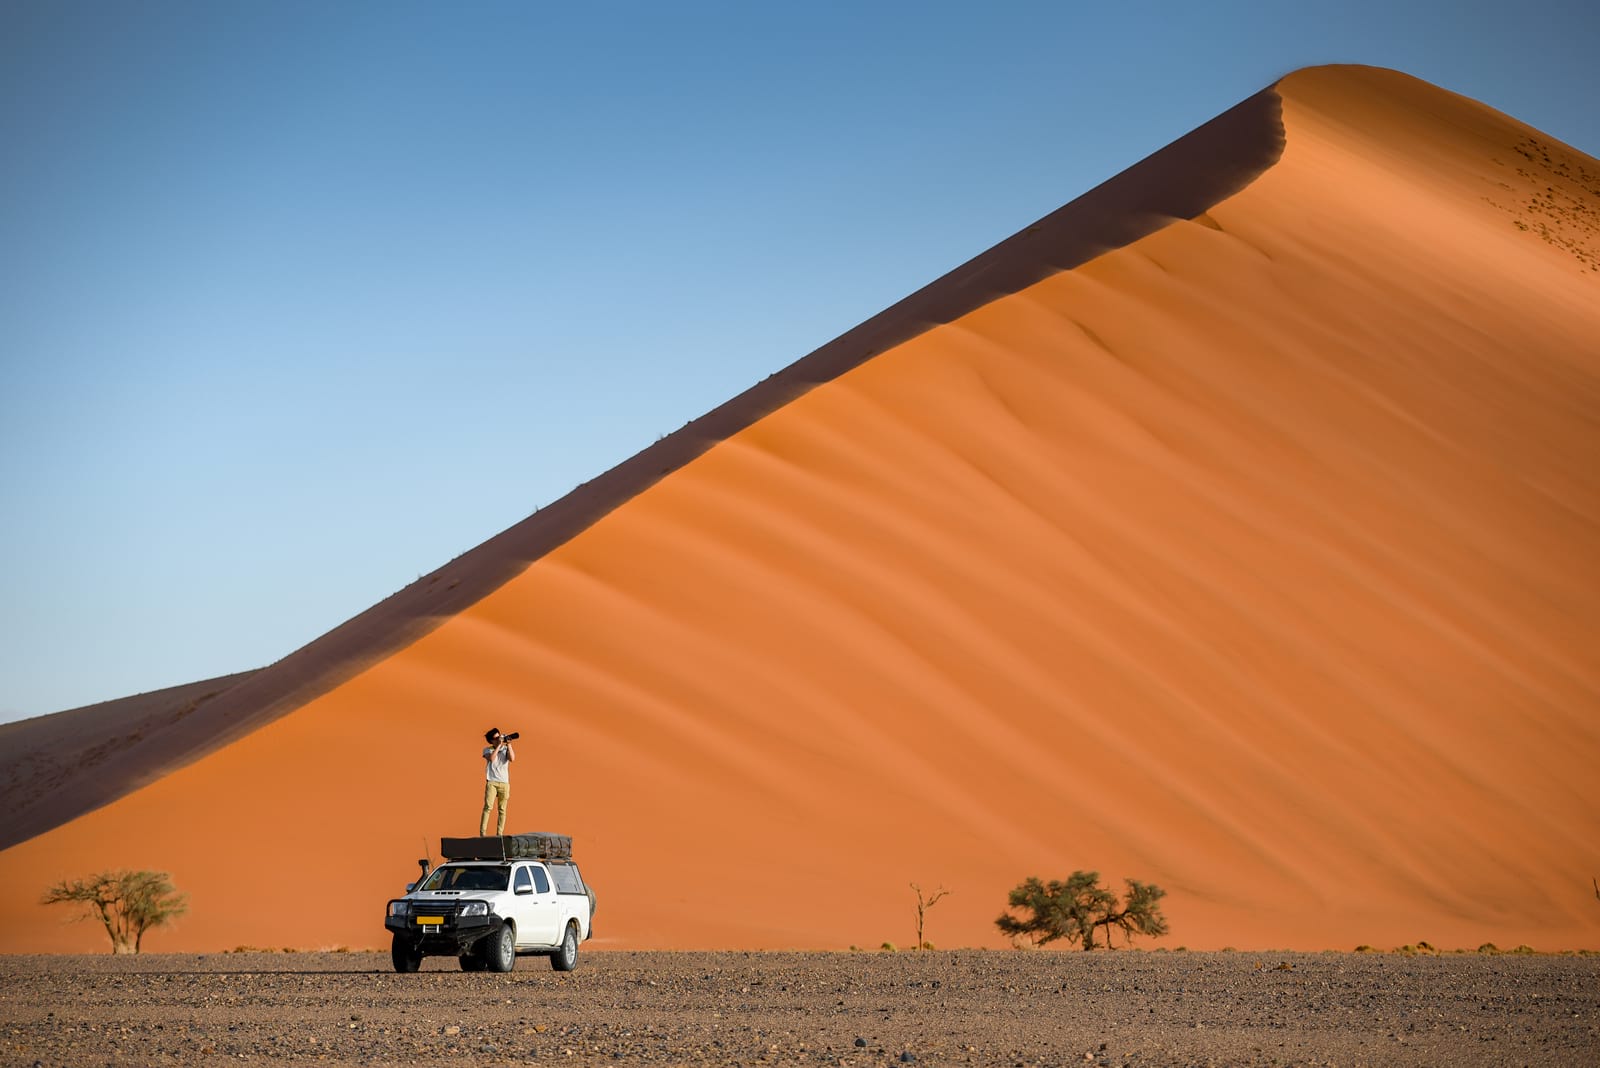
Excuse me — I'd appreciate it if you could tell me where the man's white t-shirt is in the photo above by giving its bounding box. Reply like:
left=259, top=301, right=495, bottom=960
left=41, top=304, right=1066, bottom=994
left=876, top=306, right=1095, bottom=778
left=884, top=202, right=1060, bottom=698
left=483, top=746, right=511, bottom=783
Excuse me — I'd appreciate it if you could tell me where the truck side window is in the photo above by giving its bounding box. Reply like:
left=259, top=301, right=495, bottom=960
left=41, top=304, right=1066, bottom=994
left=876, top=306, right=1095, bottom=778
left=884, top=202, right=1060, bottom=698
left=513, top=867, right=533, bottom=894
left=532, top=866, right=551, bottom=894
left=549, top=863, right=583, bottom=894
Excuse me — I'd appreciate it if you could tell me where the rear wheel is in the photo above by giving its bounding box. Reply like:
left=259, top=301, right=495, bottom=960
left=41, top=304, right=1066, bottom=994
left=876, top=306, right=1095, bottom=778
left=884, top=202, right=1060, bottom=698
left=551, top=922, right=579, bottom=972
left=391, top=934, right=422, bottom=974
left=486, top=922, right=516, bottom=973
left=459, top=947, right=488, bottom=972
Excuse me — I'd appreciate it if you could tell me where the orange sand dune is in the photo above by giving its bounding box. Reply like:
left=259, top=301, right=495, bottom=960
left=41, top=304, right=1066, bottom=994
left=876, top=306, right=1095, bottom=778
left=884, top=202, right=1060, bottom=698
left=2, top=65, right=1597, bottom=954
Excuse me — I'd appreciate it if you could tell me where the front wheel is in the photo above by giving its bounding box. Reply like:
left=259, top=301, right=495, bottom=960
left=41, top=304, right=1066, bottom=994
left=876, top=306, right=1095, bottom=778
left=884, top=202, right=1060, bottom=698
left=551, top=922, right=579, bottom=972
left=391, top=933, right=422, bottom=974
left=486, top=922, right=516, bottom=973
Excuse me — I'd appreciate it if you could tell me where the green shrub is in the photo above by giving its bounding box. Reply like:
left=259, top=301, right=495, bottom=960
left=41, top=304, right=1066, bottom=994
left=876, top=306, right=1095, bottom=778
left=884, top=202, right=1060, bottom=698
left=995, top=872, right=1168, bottom=950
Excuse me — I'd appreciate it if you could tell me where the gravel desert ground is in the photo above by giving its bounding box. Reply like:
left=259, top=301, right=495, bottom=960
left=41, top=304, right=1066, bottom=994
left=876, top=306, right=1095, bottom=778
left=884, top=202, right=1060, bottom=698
left=1, top=949, right=1595, bottom=1067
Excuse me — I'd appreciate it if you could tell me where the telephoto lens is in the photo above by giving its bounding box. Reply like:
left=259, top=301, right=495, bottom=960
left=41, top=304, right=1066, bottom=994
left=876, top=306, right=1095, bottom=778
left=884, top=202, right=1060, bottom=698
left=504, top=732, right=520, bottom=741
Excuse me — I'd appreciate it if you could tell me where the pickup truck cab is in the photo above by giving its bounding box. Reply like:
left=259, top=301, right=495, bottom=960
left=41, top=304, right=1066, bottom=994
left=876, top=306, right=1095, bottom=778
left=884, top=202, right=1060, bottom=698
left=385, top=855, right=593, bottom=973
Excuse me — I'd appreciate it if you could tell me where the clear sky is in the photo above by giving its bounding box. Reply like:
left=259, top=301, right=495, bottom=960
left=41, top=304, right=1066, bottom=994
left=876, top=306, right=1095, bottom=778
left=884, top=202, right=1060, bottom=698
left=3, top=0, right=1597, bottom=723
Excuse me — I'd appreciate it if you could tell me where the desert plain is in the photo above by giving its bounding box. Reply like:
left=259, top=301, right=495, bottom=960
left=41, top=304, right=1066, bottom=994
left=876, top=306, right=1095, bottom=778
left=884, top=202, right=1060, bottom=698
left=0, top=74, right=1595, bottom=1068
left=2, top=54, right=1600, bottom=1068
left=3, top=948, right=1598, bottom=1068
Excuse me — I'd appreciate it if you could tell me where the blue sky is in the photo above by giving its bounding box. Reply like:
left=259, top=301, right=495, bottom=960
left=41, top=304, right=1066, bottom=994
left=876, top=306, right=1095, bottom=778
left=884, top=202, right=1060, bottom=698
left=3, top=1, right=1597, bottom=723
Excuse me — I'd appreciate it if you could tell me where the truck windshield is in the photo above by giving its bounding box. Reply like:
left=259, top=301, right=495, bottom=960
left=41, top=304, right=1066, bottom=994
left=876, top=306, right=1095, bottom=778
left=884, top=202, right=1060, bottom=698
left=419, top=866, right=508, bottom=892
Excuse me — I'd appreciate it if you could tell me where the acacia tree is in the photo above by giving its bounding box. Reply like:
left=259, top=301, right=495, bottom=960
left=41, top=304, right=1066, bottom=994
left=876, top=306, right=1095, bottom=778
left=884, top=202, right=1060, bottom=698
left=995, top=872, right=1167, bottom=950
left=41, top=870, right=188, bottom=954
left=910, top=883, right=950, bottom=950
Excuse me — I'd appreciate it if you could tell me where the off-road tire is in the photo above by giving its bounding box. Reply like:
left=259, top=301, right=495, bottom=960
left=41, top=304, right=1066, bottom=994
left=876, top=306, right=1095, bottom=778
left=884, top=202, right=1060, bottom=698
left=486, top=922, right=516, bottom=973
left=391, top=933, right=423, bottom=974
left=551, top=922, right=579, bottom=972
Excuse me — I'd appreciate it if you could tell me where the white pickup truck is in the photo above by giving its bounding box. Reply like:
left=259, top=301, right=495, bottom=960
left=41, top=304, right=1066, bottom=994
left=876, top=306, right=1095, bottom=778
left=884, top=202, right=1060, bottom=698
left=384, top=834, right=594, bottom=973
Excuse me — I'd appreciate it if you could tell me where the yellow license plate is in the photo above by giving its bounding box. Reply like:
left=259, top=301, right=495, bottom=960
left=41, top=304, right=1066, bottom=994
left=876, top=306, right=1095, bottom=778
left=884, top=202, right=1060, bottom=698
left=414, top=916, right=445, bottom=925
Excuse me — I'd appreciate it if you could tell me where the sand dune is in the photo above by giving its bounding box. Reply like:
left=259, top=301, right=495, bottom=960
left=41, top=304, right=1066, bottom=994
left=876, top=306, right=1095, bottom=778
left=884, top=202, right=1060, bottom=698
left=0, top=78, right=1285, bottom=859
left=2, top=65, right=1596, bottom=954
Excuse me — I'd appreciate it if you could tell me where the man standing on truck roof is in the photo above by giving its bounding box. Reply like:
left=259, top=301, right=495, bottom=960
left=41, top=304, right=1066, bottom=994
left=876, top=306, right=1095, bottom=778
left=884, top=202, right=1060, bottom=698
left=480, top=728, right=515, bottom=836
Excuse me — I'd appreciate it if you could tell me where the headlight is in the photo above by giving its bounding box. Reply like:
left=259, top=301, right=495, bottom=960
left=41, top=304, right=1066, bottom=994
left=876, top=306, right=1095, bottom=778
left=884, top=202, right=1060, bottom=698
left=387, top=900, right=409, bottom=918
left=460, top=901, right=489, bottom=917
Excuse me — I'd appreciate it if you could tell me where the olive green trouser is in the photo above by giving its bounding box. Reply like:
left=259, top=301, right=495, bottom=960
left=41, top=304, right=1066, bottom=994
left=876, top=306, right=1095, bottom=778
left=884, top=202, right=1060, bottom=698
left=480, top=781, right=510, bottom=836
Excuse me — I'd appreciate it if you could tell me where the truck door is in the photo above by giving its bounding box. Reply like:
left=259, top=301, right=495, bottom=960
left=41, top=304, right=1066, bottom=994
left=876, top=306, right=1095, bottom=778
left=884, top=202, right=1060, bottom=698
left=512, top=863, right=560, bottom=946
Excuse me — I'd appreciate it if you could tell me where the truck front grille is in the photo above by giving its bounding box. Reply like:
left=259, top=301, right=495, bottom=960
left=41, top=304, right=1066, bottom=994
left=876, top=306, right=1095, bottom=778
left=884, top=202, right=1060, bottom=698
left=411, top=901, right=461, bottom=919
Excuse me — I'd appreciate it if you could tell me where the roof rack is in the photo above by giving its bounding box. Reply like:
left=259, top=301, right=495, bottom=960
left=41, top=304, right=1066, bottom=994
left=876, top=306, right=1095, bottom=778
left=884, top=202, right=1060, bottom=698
left=441, top=833, right=573, bottom=861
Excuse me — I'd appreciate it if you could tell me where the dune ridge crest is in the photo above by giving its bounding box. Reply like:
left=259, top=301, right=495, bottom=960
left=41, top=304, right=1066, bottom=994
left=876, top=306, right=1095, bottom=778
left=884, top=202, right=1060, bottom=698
left=3, top=65, right=1597, bottom=954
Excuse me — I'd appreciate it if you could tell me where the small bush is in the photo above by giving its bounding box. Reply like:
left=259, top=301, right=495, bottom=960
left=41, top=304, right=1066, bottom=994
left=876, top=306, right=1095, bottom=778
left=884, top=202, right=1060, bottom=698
left=880, top=942, right=897, bottom=952
left=1390, top=942, right=1440, bottom=956
left=1477, top=943, right=1500, bottom=954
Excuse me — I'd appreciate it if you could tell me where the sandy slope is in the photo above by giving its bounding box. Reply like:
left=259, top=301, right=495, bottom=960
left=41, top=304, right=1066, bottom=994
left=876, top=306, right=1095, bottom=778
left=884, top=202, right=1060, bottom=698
left=1, top=65, right=1596, bottom=954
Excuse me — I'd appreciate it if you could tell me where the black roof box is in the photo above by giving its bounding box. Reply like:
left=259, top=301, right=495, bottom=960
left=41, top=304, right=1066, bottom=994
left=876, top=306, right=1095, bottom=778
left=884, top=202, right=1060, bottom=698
left=441, top=833, right=573, bottom=861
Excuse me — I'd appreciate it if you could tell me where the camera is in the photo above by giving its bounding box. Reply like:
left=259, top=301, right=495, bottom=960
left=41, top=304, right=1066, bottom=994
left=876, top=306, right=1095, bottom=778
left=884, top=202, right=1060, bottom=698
left=501, top=732, right=520, bottom=741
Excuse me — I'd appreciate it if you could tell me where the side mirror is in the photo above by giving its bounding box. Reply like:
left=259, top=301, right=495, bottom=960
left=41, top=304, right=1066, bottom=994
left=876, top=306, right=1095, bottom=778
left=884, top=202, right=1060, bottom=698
left=404, top=882, right=416, bottom=893
left=515, top=885, right=533, bottom=895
